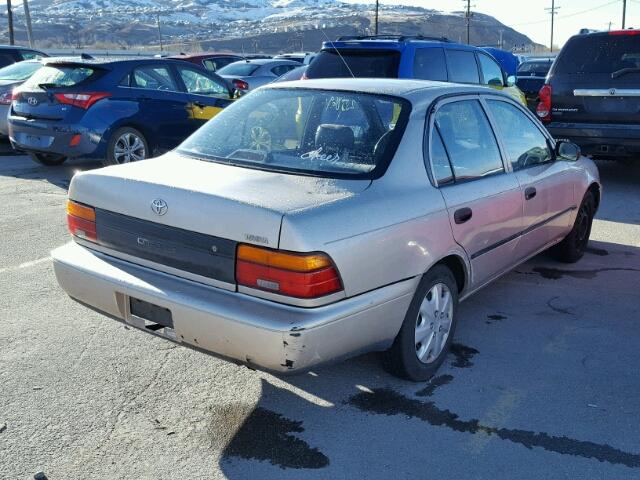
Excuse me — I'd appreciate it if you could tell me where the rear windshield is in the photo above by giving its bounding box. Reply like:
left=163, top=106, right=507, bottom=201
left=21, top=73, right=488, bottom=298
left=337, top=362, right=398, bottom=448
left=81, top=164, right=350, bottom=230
left=0, top=61, right=41, bottom=81
left=517, top=61, right=552, bottom=75
left=555, top=34, right=640, bottom=75
left=217, top=62, right=260, bottom=76
left=178, top=88, right=411, bottom=179
left=306, top=49, right=401, bottom=79
left=22, top=64, right=96, bottom=88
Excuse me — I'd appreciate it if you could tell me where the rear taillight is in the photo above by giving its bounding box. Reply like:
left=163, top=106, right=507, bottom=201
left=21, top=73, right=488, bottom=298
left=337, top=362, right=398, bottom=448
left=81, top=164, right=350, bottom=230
left=536, top=84, right=552, bottom=123
left=0, top=90, right=12, bottom=105
left=54, top=92, right=111, bottom=110
left=67, top=199, right=97, bottom=242
left=609, top=29, right=640, bottom=35
left=232, top=79, right=249, bottom=90
left=236, top=244, right=342, bottom=299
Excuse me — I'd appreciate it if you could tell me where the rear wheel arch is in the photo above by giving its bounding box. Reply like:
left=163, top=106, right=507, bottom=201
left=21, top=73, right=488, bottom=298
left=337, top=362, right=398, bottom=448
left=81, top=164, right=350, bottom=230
left=432, top=254, right=467, bottom=295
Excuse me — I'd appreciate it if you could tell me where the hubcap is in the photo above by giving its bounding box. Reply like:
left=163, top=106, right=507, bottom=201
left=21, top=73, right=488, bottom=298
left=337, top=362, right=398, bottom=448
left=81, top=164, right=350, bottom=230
left=415, top=283, right=453, bottom=364
left=114, top=133, right=146, bottom=163
left=249, top=126, right=272, bottom=151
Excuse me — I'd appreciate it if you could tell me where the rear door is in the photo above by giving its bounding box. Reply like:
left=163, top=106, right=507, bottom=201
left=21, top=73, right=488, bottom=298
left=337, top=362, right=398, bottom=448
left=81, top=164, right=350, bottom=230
left=484, top=97, right=575, bottom=257
left=128, top=63, right=190, bottom=150
left=173, top=64, right=233, bottom=131
left=429, top=96, right=523, bottom=287
left=551, top=32, right=640, bottom=124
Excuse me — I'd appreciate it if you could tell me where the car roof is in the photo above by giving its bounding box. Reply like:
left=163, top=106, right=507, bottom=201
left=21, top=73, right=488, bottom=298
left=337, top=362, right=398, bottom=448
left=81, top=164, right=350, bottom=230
left=41, top=56, right=192, bottom=67
left=265, top=77, right=490, bottom=100
left=169, top=52, right=242, bottom=60
left=321, top=37, right=478, bottom=52
left=230, top=58, right=299, bottom=66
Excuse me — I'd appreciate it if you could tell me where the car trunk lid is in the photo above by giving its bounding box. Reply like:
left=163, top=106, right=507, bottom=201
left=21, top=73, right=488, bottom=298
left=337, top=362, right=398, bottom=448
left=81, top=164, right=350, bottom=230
left=70, top=152, right=370, bottom=285
left=12, top=62, right=104, bottom=121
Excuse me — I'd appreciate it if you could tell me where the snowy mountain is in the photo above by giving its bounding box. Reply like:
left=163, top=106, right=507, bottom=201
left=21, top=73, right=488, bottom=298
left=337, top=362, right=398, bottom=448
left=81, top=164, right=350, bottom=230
left=4, top=0, right=539, bottom=53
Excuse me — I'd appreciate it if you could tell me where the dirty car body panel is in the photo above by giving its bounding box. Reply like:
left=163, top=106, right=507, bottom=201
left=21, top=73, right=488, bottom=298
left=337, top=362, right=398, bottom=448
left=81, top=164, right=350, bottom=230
left=52, top=79, right=600, bottom=374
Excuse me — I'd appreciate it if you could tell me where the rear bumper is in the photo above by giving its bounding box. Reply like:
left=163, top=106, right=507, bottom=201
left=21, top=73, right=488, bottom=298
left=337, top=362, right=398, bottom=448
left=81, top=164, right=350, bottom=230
left=52, top=242, right=416, bottom=374
left=547, top=121, right=640, bottom=158
left=8, top=116, right=103, bottom=158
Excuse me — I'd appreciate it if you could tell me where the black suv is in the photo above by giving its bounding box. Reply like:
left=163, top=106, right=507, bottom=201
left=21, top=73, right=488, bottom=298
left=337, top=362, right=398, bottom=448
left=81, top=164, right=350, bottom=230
left=539, top=30, right=640, bottom=160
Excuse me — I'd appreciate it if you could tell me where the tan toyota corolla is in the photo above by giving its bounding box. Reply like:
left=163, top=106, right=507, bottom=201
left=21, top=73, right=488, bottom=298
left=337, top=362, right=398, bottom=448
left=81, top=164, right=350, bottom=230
left=52, top=79, right=601, bottom=381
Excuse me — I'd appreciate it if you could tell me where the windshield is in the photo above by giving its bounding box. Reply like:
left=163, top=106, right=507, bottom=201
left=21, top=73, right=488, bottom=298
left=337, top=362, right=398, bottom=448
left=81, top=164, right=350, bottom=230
left=517, top=61, right=552, bottom=75
left=22, top=64, right=96, bottom=88
left=555, top=34, right=640, bottom=75
left=217, top=62, right=260, bottom=76
left=0, top=61, right=41, bottom=82
left=178, top=88, right=410, bottom=179
left=306, top=49, right=401, bottom=79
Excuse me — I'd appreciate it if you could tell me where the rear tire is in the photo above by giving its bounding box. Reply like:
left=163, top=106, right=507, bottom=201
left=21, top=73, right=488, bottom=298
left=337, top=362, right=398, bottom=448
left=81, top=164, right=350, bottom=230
left=384, top=265, right=459, bottom=382
left=104, top=127, right=149, bottom=166
left=29, top=152, right=67, bottom=166
left=550, top=191, right=596, bottom=263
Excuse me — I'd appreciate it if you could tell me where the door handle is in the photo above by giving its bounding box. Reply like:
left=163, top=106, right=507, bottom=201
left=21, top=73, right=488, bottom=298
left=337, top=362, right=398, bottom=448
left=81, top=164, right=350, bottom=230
left=525, top=187, right=537, bottom=200
left=193, top=101, right=206, bottom=108
left=454, top=207, right=473, bottom=224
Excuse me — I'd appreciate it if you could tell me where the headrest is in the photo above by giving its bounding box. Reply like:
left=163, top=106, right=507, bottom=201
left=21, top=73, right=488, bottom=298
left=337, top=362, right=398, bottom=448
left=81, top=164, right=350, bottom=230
left=315, top=124, right=354, bottom=153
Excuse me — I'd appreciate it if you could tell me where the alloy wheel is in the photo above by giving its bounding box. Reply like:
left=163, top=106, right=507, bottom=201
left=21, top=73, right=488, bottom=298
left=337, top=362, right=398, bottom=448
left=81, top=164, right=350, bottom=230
left=113, top=132, right=146, bottom=163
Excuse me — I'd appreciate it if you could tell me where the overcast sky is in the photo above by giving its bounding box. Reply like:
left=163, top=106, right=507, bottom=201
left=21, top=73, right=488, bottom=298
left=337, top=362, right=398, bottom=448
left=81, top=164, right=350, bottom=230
left=343, top=0, right=636, bottom=48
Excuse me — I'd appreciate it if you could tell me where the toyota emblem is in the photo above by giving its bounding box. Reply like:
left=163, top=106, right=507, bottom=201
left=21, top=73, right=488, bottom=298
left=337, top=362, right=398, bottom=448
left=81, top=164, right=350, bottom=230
left=151, top=198, right=168, bottom=216
left=27, top=97, right=38, bottom=106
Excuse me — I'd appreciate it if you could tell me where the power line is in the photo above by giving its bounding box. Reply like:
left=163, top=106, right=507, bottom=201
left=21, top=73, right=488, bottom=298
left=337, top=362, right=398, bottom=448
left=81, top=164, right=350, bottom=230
left=512, top=0, right=620, bottom=27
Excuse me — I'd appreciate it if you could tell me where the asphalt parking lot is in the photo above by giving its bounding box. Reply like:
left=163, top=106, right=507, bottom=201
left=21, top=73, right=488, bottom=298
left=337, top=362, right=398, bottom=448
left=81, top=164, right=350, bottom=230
left=1, top=152, right=639, bottom=480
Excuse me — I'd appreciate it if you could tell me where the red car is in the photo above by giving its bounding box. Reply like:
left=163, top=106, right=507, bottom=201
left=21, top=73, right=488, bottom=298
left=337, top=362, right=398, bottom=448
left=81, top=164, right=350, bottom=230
left=168, top=53, right=243, bottom=73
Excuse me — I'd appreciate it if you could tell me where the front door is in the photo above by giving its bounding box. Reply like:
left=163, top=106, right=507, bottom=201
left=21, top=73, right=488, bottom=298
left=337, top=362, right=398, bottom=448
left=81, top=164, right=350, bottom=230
left=174, top=65, right=233, bottom=133
left=430, top=98, right=523, bottom=288
left=484, top=98, right=576, bottom=259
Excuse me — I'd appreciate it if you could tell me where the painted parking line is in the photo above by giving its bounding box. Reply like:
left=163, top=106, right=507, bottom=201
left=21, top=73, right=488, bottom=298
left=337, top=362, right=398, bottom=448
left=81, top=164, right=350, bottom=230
left=0, top=256, right=51, bottom=275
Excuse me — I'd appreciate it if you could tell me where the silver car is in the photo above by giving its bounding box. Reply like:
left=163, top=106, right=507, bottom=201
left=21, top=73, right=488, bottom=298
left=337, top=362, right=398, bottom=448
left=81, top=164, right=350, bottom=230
left=0, top=59, right=42, bottom=137
left=52, top=79, right=601, bottom=381
left=217, top=58, right=300, bottom=92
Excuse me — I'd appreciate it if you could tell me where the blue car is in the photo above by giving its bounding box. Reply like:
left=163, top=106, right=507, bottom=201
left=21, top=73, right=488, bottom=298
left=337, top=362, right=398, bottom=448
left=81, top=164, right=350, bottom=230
left=9, top=57, right=235, bottom=166
left=305, top=35, right=527, bottom=106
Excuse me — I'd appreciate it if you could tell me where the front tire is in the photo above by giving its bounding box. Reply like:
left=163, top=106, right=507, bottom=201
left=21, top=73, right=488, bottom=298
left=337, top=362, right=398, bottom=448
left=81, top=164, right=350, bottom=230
left=384, top=265, right=459, bottom=381
left=28, top=152, right=67, bottom=166
left=104, top=127, right=149, bottom=166
left=550, top=191, right=596, bottom=263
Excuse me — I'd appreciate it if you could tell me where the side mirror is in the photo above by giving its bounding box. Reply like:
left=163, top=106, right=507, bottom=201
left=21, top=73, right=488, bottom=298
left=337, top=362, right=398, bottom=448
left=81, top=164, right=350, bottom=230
left=506, top=75, right=516, bottom=87
left=555, top=141, right=581, bottom=161
left=231, top=88, right=245, bottom=99
left=488, top=77, right=503, bottom=87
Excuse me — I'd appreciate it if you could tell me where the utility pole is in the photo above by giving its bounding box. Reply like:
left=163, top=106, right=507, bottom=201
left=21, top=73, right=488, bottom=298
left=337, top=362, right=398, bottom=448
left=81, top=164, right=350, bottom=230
left=463, top=0, right=473, bottom=45
left=23, top=0, right=34, bottom=48
left=156, top=13, right=163, bottom=52
left=374, top=0, right=379, bottom=35
left=545, top=0, right=560, bottom=53
left=622, top=0, right=627, bottom=29
left=6, top=0, right=14, bottom=45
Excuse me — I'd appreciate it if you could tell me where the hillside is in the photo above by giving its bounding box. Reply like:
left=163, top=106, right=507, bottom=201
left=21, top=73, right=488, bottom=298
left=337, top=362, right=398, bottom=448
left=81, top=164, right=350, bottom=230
left=1, top=1, right=541, bottom=53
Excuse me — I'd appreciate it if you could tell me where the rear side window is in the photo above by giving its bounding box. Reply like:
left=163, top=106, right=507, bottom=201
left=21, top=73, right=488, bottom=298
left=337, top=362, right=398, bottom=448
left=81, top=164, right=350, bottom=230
left=555, top=34, right=640, bottom=75
left=177, top=67, right=228, bottom=97
left=413, top=48, right=447, bottom=81
left=203, top=57, right=239, bottom=72
left=445, top=50, right=480, bottom=84
left=217, top=62, right=260, bottom=76
left=434, top=100, right=503, bottom=182
left=23, top=65, right=96, bottom=88
left=271, top=64, right=296, bottom=77
left=478, top=53, right=503, bottom=86
left=429, top=128, right=454, bottom=185
left=20, top=50, right=43, bottom=61
left=306, top=49, right=401, bottom=79
left=132, top=66, right=177, bottom=91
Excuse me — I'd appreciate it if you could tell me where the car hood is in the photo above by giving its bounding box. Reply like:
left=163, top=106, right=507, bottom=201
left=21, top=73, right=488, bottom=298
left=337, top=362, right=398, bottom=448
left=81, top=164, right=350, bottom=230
left=69, top=151, right=370, bottom=247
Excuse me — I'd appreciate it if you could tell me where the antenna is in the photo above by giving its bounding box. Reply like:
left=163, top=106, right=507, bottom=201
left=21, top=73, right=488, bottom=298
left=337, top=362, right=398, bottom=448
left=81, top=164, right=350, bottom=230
left=319, top=29, right=355, bottom=79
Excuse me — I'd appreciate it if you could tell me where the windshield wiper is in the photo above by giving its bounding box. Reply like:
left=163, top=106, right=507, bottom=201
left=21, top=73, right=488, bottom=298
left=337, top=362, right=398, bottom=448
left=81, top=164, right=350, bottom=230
left=611, top=67, right=640, bottom=79
left=38, top=83, right=58, bottom=90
